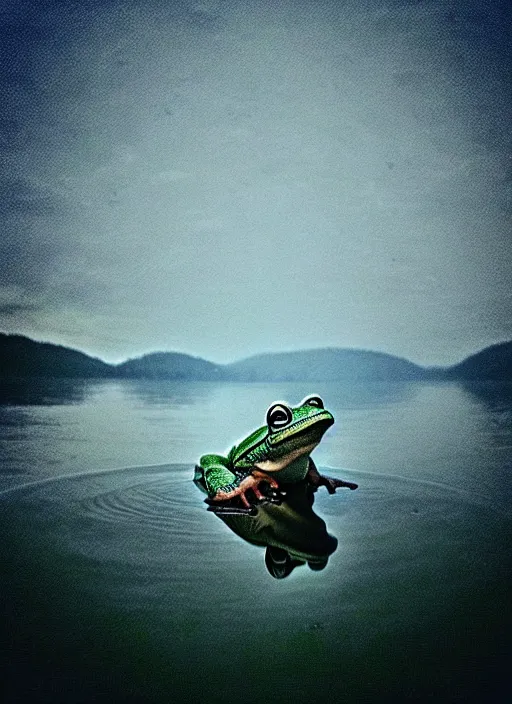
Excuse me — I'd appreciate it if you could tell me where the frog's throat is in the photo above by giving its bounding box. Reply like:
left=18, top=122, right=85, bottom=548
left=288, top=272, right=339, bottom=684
left=255, top=442, right=318, bottom=472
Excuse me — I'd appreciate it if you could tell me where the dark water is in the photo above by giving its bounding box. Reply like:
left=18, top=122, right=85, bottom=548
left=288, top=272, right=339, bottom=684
left=1, top=379, right=511, bottom=702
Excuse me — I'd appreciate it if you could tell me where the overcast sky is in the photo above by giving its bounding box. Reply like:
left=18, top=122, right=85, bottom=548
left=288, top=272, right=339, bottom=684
left=0, top=0, right=510, bottom=365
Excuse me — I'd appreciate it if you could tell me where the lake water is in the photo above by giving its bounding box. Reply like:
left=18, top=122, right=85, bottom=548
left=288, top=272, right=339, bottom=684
left=1, top=379, right=511, bottom=703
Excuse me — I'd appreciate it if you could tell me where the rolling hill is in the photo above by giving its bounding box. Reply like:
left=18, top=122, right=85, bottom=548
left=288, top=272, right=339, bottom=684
left=1, top=332, right=510, bottom=382
left=0, top=333, right=112, bottom=378
left=224, top=348, right=428, bottom=382
left=444, top=341, right=512, bottom=380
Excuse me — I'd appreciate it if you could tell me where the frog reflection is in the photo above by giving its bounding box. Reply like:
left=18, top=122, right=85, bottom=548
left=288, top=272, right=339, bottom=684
left=205, top=479, right=342, bottom=578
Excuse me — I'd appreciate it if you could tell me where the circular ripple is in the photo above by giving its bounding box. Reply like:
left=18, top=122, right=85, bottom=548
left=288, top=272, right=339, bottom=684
left=81, top=473, right=204, bottom=536
left=0, top=464, right=217, bottom=539
left=1, top=463, right=509, bottom=609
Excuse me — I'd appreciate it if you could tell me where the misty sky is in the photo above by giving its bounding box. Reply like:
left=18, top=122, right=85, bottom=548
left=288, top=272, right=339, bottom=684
left=1, top=0, right=510, bottom=365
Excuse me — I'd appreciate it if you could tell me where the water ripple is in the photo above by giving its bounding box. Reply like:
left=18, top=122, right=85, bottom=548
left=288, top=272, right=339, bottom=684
left=80, top=473, right=205, bottom=535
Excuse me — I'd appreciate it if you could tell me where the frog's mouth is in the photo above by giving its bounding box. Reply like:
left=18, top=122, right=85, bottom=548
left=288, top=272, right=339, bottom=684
left=268, top=411, right=334, bottom=448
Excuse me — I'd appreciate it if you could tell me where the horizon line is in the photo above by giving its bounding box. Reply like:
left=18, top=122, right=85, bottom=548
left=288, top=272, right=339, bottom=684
left=1, top=330, right=510, bottom=370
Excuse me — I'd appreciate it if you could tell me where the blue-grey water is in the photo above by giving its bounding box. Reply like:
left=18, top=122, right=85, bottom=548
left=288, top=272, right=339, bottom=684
left=1, top=379, right=511, bottom=703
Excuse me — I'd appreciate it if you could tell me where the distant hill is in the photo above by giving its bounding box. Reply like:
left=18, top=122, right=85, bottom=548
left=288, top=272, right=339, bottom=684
left=444, top=341, right=512, bottom=380
left=224, top=348, right=428, bottom=382
left=0, top=333, right=113, bottom=378
left=1, top=332, right=510, bottom=382
left=115, top=352, right=223, bottom=380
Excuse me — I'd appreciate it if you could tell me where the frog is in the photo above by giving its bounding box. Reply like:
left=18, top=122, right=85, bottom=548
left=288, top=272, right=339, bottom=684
left=194, top=395, right=358, bottom=508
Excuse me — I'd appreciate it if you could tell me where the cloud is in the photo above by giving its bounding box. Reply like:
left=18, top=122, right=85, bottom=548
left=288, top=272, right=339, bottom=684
left=0, top=118, right=28, bottom=151
left=0, top=0, right=510, bottom=365
left=0, top=301, right=40, bottom=316
left=0, top=178, right=59, bottom=217
left=0, top=285, right=44, bottom=329
left=0, top=174, right=92, bottom=321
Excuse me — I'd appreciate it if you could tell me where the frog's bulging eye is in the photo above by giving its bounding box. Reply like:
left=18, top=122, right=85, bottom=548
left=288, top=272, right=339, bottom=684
left=301, top=395, right=324, bottom=409
left=266, top=403, right=293, bottom=430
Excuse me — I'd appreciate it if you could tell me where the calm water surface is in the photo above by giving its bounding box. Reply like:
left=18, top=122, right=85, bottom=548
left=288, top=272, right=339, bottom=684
left=1, top=379, right=511, bottom=702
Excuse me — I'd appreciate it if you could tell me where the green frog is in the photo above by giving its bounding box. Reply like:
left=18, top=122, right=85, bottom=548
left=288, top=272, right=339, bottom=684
left=194, top=395, right=358, bottom=507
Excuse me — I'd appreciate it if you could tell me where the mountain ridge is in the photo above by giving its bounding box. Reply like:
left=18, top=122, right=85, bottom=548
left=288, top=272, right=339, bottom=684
left=0, top=332, right=510, bottom=382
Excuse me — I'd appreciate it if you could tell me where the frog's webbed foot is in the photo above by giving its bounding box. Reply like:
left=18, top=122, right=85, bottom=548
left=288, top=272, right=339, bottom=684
left=308, top=470, right=358, bottom=493
left=307, top=459, right=358, bottom=493
left=210, top=473, right=281, bottom=508
left=321, top=476, right=358, bottom=494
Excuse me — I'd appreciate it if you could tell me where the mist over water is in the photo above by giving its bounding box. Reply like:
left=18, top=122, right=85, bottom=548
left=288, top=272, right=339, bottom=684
left=1, top=379, right=510, bottom=702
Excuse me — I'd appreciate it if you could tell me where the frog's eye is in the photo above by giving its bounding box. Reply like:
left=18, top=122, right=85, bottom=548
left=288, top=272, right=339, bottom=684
left=301, top=395, right=324, bottom=409
left=266, top=403, right=293, bottom=430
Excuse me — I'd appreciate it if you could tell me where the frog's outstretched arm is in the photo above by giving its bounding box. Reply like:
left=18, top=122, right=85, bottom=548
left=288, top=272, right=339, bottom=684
left=198, top=454, right=279, bottom=507
left=307, top=459, right=358, bottom=492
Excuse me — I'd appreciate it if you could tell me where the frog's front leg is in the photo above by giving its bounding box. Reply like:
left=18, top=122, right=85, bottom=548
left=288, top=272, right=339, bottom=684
left=213, top=470, right=279, bottom=508
left=198, top=454, right=239, bottom=496
left=198, top=455, right=279, bottom=507
left=307, top=459, right=358, bottom=493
